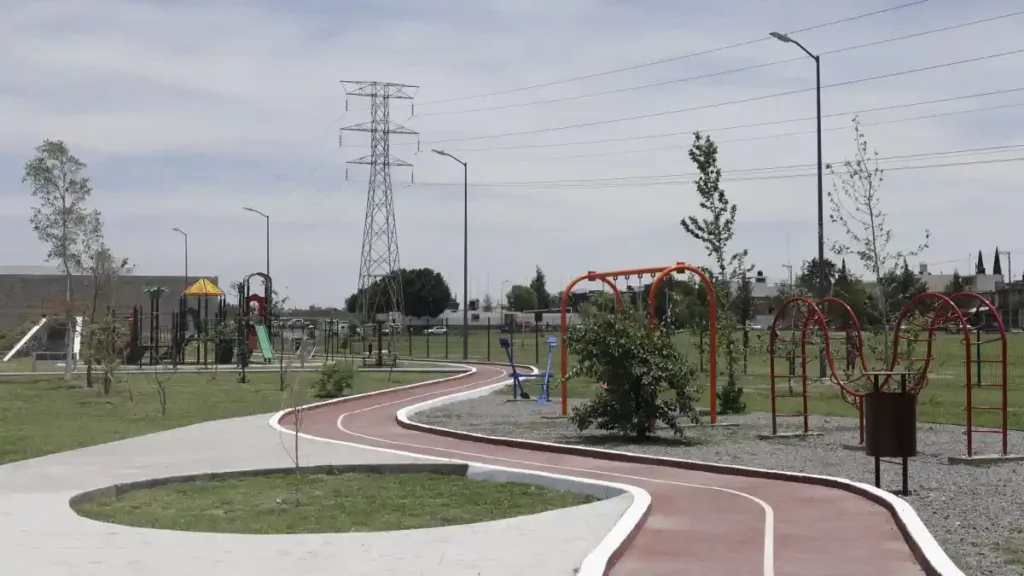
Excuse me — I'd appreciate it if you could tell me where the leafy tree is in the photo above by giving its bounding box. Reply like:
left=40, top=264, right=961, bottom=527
left=566, top=309, right=701, bottom=440
left=23, top=139, right=96, bottom=379
left=976, top=250, right=986, bottom=275
left=827, top=116, right=929, bottom=365
left=732, top=274, right=755, bottom=373
left=993, top=248, right=1003, bottom=276
left=943, top=271, right=966, bottom=295
left=679, top=131, right=749, bottom=413
left=481, top=294, right=495, bottom=313
left=529, top=266, right=552, bottom=309
left=505, top=285, right=538, bottom=312
left=796, top=257, right=838, bottom=295
left=344, top=268, right=453, bottom=319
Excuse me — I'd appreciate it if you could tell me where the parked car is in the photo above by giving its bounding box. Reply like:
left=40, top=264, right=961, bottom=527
left=423, top=326, right=447, bottom=335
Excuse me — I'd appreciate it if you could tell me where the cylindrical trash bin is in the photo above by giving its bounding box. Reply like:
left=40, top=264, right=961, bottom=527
left=864, top=391, right=917, bottom=458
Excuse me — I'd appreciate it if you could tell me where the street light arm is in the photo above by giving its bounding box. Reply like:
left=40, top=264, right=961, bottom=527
left=243, top=206, right=269, bottom=219
left=769, top=31, right=816, bottom=59
left=431, top=149, right=466, bottom=166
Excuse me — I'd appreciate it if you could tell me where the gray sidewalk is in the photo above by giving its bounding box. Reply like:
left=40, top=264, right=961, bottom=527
left=0, top=413, right=630, bottom=575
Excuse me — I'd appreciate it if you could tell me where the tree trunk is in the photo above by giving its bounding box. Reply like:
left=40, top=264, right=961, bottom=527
left=64, top=271, right=73, bottom=382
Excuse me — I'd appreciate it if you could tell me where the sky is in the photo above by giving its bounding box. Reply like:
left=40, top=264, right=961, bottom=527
left=1, top=0, right=1023, bottom=307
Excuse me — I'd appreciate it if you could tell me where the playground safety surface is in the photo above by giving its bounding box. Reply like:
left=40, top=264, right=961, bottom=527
left=289, top=363, right=931, bottom=576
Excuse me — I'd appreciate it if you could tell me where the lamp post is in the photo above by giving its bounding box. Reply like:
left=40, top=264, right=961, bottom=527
left=432, top=149, right=469, bottom=360
left=172, top=227, right=188, bottom=287
left=242, top=206, right=270, bottom=279
left=771, top=30, right=826, bottom=378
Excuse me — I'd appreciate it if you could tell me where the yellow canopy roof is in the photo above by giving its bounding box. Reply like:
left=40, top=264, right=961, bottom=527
left=182, top=278, right=225, bottom=298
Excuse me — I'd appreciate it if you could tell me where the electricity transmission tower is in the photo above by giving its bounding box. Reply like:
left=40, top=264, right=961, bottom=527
left=340, top=80, right=418, bottom=334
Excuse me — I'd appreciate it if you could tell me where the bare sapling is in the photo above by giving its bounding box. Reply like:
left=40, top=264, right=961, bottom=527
left=826, top=116, right=929, bottom=370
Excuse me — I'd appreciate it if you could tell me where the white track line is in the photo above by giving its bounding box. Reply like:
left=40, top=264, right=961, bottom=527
left=328, top=367, right=775, bottom=576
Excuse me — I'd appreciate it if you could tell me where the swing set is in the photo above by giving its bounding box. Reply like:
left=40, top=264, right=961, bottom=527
left=557, top=262, right=719, bottom=422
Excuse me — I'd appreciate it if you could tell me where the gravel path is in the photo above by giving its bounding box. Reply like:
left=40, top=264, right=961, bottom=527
left=413, top=392, right=1024, bottom=576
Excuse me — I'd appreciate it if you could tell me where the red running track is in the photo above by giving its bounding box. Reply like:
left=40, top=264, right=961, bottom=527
left=283, top=364, right=926, bottom=576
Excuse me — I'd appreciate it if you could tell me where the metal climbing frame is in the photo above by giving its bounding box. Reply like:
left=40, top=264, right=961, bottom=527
left=558, top=263, right=719, bottom=422
left=768, top=291, right=1009, bottom=457
left=896, top=292, right=1008, bottom=457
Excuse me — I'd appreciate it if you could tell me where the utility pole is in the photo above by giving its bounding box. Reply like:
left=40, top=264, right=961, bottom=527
left=782, top=264, right=794, bottom=287
left=340, top=80, right=418, bottom=366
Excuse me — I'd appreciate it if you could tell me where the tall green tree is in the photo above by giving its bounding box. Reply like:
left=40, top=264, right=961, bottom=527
left=680, top=131, right=749, bottom=413
left=976, top=250, right=986, bottom=275
left=993, top=248, right=1003, bottom=276
left=23, top=139, right=96, bottom=379
left=505, top=285, right=538, bottom=312
left=943, top=271, right=966, bottom=295
left=344, top=268, right=452, bottom=319
left=796, top=257, right=838, bottom=295
left=80, top=213, right=129, bottom=391
left=529, top=266, right=552, bottom=309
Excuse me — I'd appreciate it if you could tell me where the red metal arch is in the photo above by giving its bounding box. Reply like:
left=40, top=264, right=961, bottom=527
left=559, top=272, right=625, bottom=416
left=947, top=291, right=1008, bottom=456
left=648, top=262, right=719, bottom=424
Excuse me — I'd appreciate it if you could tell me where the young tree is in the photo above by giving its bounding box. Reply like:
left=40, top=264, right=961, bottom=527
left=23, top=140, right=95, bottom=379
left=505, top=285, right=538, bottom=312
left=680, top=131, right=749, bottom=413
left=826, top=116, right=929, bottom=366
left=732, top=274, right=755, bottom=374
left=976, top=250, right=986, bottom=275
left=80, top=215, right=129, bottom=390
left=529, top=266, right=552, bottom=309
left=87, top=314, right=128, bottom=396
left=481, top=294, right=495, bottom=312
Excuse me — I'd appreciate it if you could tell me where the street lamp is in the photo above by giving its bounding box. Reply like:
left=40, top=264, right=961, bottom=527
left=771, top=30, right=825, bottom=377
left=172, top=227, right=188, bottom=287
left=432, top=149, right=470, bottom=361
left=242, top=206, right=270, bottom=279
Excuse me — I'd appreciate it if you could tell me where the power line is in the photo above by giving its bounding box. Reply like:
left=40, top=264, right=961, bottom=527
left=478, top=99, right=1024, bottom=164
left=425, top=46, right=1024, bottom=145
left=405, top=87, right=1024, bottom=153
left=410, top=1, right=930, bottom=107
left=412, top=9, right=1024, bottom=118
left=411, top=147, right=1024, bottom=188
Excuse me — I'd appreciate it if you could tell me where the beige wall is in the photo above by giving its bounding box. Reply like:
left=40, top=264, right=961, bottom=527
left=0, top=274, right=222, bottom=331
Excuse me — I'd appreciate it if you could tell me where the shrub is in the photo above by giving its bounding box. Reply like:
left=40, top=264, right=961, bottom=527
left=565, top=309, right=702, bottom=440
left=312, top=361, right=355, bottom=398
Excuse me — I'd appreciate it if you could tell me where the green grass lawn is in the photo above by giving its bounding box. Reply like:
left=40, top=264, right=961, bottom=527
left=0, top=368, right=433, bottom=465
left=73, top=471, right=596, bottom=533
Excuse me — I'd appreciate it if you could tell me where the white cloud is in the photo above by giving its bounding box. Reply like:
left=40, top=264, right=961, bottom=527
left=1, top=0, right=1023, bottom=306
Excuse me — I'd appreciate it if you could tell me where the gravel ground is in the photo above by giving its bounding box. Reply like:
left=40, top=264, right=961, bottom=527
left=412, top=393, right=1024, bottom=576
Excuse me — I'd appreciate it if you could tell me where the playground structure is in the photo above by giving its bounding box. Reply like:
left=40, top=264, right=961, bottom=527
left=120, top=280, right=231, bottom=366
left=768, top=291, right=1009, bottom=458
left=499, top=336, right=558, bottom=402
left=237, top=272, right=274, bottom=371
left=558, top=262, right=718, bottom=421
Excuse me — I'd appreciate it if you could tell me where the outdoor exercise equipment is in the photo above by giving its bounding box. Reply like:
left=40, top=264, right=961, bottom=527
left=559, top=262, right=719, bottom=422
left=499, top=337, right=557, bottom=401
left=768, top=291, right=1008, bottom=458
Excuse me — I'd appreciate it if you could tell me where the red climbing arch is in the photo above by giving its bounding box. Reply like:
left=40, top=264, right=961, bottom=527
left=767, top=291, right=1008, bottom=457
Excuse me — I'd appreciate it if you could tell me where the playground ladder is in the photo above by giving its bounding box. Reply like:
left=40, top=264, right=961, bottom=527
left=768, top=334, right=809, bottom=435
left=964, top=331, right=1009, bottom=457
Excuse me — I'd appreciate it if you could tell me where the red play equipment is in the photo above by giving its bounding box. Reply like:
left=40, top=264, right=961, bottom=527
left=768, top=291, right=1008, bottom=457
left=559, top=262, right=718, bottom=422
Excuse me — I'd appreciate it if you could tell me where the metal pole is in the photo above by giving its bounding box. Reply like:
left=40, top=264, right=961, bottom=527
left=462, top=161, right=469, bottom=360
left=815, top=54, right=826, bottom=379
left=184, top=234, right=189, bottom=288
left=265, top=214, right=270, bottom=279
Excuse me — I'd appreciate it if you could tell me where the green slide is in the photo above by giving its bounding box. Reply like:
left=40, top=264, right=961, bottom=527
left=254, top=325, right=274, bottom=362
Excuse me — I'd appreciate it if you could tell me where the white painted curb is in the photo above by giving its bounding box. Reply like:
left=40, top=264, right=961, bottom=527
left=396, top=376, right=650, bottom=576
left=268, top=363, right=651, bottom=576
left=397, top=374, right=964, bottom=576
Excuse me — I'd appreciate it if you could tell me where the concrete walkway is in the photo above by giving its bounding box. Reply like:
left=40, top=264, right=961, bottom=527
left=0, top=413, right=630, bottom=575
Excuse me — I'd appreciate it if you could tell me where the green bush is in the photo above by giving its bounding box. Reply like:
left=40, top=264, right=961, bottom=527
left=565, top=309, right=702, bottom=440
left=312, top=361, right=355, bottom=398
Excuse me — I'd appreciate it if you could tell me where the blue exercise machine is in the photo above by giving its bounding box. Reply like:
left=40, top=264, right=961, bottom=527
left=498, top=336, right=558, bottom=403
